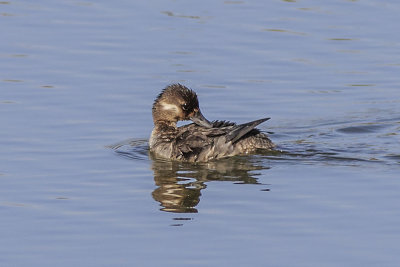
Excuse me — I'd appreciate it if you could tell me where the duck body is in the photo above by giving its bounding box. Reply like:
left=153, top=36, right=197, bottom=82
left=149, top=84, right=275, bottom=162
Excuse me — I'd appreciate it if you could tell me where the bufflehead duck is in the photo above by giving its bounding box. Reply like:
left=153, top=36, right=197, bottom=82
left=149, top=84, right=274, bottom=162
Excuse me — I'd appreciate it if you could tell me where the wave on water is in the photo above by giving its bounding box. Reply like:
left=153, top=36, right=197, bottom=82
left=107, top=115, right=399, bottom=168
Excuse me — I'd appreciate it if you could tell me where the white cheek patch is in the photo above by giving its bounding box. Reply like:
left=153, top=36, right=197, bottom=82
left=161, top=102, right=179, bottom=113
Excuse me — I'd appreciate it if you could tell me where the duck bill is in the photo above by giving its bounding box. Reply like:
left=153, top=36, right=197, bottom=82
left=190, top=110, right=212, bottom=128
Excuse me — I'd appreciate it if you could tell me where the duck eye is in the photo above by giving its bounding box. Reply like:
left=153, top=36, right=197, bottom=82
left=181, top=103, right=188, bottom=111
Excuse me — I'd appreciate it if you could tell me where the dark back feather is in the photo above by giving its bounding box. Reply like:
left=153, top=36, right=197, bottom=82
left=226, top=118, right=270, bottom=143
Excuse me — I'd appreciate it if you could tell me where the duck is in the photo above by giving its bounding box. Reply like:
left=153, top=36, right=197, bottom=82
left=149, top=83, right=275, bottom=162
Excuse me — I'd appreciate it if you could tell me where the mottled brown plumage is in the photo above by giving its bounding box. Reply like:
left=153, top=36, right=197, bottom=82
left=149, top=84, right=275, bottom=162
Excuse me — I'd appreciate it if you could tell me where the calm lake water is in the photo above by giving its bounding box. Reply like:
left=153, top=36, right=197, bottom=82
left=1, top=0, right=400, bottom=266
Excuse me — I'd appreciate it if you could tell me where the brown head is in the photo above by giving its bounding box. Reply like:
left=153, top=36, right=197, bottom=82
left=152, top=84, right=212, bottom=128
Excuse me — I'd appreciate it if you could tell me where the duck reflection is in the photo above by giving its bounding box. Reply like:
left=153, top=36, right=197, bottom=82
left=109, top=140, right=271, bottom=214
left=149, top=152, right=270, bottom=213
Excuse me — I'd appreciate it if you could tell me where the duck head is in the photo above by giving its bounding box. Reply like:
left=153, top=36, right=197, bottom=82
left=152, top=84, right=212, bottom=128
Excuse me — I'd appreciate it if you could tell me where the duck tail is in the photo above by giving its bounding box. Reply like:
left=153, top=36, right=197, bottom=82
left=226, top=117, right=270, bottom=144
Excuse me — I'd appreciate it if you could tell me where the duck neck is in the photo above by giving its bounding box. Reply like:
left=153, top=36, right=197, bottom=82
left=150, top=120, right=178, bottom=149
left=153, top=120, right=177, bottom=130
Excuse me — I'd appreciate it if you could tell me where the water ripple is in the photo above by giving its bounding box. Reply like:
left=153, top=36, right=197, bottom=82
left=107, top=138, right=149, bottom=161
left=108, top=116, right=399, bottom=168
left=337, top=124, right=388, bottom=134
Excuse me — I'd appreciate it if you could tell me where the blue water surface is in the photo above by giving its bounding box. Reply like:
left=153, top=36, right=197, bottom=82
left=1, top=0, right=400, bottom=266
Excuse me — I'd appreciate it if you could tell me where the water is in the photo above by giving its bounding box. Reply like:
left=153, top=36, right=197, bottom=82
left=1, top=0, right=400, bottom=266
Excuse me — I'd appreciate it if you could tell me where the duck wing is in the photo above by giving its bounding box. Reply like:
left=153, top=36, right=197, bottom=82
left=174, top=125, right=212, bottom=155
left=174, top=123, right=234, bottom=160
left=225, top=117, right=270, bottom=143
left=174, top=119, right=270, bottom=161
